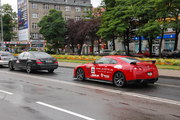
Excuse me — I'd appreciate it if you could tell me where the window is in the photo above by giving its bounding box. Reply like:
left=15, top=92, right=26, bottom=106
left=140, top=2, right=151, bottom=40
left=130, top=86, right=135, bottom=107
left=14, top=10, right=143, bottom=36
left=65, top=6, right=71, bottom=11
left=75, top=16, right=81, bottom=21
left=43, top=4, right=49, bottom=9
left=65, top=15, right=70, bottom=20
left=32, top=23, right=38, bottom=29
left=32, top=13, right=39, bottom=18
left=95, top=57, right=112, bottom=64
left=32, top=33, right=39, bottom=39
left=75, top=7, right=81, bottom=12
left=119, top=57, right=141, bottom=63
left=32, top=3, right=38, bottom=9
left=165, top=40, right=175, bottom=51
left=54, top=5, right=61, bottom=11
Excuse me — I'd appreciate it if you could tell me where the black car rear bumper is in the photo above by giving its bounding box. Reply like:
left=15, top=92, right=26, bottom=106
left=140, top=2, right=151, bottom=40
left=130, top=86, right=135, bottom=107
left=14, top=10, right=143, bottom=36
left=32, top=64, right=58, bottom=70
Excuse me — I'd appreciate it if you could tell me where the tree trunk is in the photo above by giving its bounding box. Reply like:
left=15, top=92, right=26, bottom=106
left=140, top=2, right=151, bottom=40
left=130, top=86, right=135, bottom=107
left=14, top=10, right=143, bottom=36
left=138, top=36, right=142, bottom=53
left=126, top=29, right=130, bottom=56
left=174, top=29, right=179, bottom=51
left=159, top=28, right=164, bottom=57
left=112, top=35, right=115, bottom=50
left=148, top=38, right=153, bottom=58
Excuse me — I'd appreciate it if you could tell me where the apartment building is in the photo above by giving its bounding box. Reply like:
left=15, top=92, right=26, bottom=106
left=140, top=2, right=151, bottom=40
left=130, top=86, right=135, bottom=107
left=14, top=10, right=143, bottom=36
left=18, top=0, right=92, bottom=48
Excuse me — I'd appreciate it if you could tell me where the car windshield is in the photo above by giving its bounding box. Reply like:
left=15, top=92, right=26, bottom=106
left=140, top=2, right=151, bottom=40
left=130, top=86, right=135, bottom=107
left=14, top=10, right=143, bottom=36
left=31, top=52, right=52, bottom=59
left=119, top=57, right=142, bottom=63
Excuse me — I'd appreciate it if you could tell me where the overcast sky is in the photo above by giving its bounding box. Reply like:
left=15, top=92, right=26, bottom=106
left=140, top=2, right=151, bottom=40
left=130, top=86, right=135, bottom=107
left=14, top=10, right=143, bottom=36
left=1, top=0, right=102, bottom=12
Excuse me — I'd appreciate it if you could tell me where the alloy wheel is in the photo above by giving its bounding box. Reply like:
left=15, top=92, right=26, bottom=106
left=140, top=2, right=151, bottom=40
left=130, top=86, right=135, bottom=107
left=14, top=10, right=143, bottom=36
left=76, top=68, right=85, bottom=81
left=113, top=72, right=126, bottom=87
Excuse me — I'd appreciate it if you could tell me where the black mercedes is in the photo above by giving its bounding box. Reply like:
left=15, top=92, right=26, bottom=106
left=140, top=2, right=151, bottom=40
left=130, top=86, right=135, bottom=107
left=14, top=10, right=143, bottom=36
left=8, top=51, right=58, bottom=73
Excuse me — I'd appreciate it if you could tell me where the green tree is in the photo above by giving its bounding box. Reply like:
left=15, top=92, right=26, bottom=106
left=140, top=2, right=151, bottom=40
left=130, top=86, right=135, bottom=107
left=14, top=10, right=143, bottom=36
left=0, top=4, right=17, bottom=41
left=38, top=9, right=66, bottom=53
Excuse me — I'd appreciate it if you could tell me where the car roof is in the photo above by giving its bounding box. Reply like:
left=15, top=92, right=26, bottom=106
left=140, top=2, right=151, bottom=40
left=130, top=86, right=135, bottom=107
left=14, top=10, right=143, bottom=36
left=105, top=55, right=129, bottom=59
left=0, top=51, right=11, bottom=53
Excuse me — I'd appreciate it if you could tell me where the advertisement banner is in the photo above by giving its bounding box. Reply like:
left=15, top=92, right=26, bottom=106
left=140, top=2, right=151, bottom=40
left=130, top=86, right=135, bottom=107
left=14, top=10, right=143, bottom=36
left=18, top=0, right=29, bottom=41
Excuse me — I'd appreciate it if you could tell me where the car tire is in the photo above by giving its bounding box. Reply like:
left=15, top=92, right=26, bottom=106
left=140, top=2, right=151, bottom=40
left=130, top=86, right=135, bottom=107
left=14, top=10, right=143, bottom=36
left=26, top=63, right=32, bottom=73
left=48, top=69, right=54, bottom=73
left=76, top=68, right=85, bottom=81
left=9, top=62, right=14, bottom=71
left=113, top=71, right=126, bottom=87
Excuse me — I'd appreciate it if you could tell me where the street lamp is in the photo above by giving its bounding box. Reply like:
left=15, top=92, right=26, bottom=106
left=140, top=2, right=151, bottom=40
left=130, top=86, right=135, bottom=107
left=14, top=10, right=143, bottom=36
left=0, top=0, right=4, bottom=50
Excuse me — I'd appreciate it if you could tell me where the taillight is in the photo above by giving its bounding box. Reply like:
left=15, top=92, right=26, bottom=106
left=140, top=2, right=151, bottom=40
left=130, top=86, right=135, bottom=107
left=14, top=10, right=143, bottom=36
left=36, top=59, right=42, bottom=64
left=54, top=61, right=58, bottom=63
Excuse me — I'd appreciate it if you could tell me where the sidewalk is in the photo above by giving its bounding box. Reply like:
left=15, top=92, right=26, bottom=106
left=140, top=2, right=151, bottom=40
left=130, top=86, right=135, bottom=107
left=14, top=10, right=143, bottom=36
left=58, top=62, right=180, bottom=79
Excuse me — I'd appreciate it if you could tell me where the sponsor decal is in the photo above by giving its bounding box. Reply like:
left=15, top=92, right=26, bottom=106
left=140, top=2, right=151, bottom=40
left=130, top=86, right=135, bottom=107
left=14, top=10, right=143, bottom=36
left=114, top=65, right=122, bottom=69
left=91, top=67, right=95, bottom=73
left=91, top=74, right=99, bottom=77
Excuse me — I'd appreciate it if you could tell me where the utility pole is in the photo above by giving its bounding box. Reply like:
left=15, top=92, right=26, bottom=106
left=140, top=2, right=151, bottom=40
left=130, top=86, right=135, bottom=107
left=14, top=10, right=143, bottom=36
left=0, top=0, right=4, bottom=50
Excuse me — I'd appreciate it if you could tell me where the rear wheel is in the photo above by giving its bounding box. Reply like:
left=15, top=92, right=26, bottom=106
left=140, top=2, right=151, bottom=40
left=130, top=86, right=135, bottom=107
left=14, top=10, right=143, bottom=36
left=113, top=72, right=126, bottom=87
left=48, top=69, right=54, bottom=73
left=76, top=68, right=85, bottom=81
left=9, top=62, right=14, bottom=71
left=26, top=63, right=32, bottom=73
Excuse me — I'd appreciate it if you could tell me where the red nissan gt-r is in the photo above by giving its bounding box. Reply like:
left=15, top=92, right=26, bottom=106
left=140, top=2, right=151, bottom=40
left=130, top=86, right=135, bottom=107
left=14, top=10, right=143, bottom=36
left=74, top=56, right=159, bottom=87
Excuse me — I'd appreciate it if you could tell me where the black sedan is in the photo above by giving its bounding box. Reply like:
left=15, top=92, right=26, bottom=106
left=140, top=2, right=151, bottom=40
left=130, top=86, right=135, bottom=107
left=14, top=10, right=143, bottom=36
left=8, top=51, right=58, bottom=73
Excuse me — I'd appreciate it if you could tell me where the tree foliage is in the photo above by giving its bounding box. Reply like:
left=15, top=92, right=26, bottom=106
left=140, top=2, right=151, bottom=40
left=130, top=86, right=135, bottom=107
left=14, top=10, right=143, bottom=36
left=38, top=9, right=66, bottom=52
left=0, top=4, right=17, bottom=41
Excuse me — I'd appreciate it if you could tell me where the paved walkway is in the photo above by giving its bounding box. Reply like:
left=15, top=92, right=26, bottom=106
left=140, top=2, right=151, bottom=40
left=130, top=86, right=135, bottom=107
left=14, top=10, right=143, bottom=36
left=58, top=62, right=180, bottom=79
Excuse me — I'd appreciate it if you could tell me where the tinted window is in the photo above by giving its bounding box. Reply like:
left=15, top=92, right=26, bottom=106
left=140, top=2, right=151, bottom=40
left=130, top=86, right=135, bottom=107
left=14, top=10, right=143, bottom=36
left=95, top=57, right=112, bottom=64
left=31, top=52, right=52, bottom=59
left=18, top=53, right=25, bottom=59
left=119, top=57, right=141, bottom=63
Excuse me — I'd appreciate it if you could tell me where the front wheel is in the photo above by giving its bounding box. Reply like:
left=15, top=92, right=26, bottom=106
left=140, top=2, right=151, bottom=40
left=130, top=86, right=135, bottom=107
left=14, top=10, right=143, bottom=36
left=113, top=72, right=126, bottom=87
left=76, top=68, right=85, bottom=81
left=9, top=62, right=14, bottom=71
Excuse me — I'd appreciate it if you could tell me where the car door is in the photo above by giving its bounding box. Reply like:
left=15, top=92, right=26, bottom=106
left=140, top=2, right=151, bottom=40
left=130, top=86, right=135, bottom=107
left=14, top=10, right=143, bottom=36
left=89, top=57, right=111, bottom=80
left=14, top=53, right=25, bottom=68
left=20, top=52, right=30, bottom=69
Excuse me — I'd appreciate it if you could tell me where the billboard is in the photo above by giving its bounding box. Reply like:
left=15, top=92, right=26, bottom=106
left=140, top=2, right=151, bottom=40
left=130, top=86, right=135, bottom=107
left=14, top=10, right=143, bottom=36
left=18, top=0, right=29, bottom=41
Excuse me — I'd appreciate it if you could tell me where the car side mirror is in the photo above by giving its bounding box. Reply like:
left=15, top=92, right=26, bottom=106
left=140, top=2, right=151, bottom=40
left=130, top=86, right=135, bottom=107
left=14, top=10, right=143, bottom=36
left=93, top=61, right=96, bottom=64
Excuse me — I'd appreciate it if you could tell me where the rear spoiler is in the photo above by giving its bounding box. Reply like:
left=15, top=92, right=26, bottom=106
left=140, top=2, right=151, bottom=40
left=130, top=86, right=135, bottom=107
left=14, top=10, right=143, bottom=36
left=130, top=60, right=156, bottom=65
left=143, top=60, right=156, bottom=64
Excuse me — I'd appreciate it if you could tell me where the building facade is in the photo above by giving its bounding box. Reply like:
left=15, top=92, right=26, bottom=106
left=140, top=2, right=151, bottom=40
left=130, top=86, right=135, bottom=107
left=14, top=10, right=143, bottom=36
left=18, top=0, right=92, bottom=48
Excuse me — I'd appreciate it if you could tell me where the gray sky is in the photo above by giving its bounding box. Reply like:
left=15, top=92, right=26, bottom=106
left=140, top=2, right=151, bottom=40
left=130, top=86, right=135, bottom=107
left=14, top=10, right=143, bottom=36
left=1, top=0, right=102, bottom=12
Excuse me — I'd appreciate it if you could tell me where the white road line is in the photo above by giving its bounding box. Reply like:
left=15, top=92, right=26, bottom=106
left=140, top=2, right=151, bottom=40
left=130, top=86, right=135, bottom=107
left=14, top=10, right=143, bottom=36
left=0, top=71, right=180, bottom=106
left=156, top=83, right=180, bottom=88
left=0, top=90, right=13, bottom=95
left=36, top=101, right=95, bottom=120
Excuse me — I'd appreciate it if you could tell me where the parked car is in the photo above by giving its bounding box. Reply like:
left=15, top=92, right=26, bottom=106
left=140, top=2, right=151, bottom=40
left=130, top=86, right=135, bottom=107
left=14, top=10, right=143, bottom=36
left=74, top=55, right=159, bottom=87
left=161, top=49, right=172, bottom=58
left=0, top=51, right=14, bottom=66
left=171, top=50, right=180, bottom=58
left=99, top=49, right=113, bottom=56
left=8, top=51, right=58, bottom=73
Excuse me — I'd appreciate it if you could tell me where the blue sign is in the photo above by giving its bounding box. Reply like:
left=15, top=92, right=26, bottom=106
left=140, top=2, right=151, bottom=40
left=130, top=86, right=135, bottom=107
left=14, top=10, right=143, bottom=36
left=133, top=34, right=176, bottom=40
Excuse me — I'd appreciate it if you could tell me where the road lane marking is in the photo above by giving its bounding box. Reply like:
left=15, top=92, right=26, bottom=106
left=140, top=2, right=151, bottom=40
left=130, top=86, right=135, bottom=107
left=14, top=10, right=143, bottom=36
left=0, top=90, right=13, bottom=95
left=36, top=101, right=95, bottom=120
left=156, top=83, right=180, bottom=88
left=1, top=70, right=180, bottom=106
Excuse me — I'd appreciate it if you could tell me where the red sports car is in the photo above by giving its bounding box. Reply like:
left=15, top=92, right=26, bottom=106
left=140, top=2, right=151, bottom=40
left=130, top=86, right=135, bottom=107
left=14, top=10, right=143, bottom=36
left=74, top=56, right=159, bottom=87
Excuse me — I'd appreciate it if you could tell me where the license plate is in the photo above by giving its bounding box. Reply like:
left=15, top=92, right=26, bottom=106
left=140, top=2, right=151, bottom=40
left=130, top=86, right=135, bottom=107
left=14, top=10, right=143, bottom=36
left=46, top=60, right=52, bottom=63
left=147, top=72, right=152, bottom=76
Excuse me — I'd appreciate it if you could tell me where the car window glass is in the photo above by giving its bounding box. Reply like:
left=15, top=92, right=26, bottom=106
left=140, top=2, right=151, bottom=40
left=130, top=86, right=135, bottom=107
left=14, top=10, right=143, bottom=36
left=31, top=52, right=51, bottom=59
left=95, top=57, right=112, bottom=64
left=23, top=53, right=29, bottom=59
left=110, top=59, right=117, bottom=64
left=18, top=53, right=25, bottom=59
left=119, top=57, right=141, bottom=63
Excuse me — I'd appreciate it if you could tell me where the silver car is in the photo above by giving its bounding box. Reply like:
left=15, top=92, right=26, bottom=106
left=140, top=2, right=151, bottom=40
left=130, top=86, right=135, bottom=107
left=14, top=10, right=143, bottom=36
left=0, top=51, right=14, bottom=65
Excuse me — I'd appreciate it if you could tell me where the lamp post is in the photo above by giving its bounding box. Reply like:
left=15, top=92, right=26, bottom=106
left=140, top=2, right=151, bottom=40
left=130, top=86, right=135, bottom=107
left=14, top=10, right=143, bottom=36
left=0, top=0, right=4, bottom=50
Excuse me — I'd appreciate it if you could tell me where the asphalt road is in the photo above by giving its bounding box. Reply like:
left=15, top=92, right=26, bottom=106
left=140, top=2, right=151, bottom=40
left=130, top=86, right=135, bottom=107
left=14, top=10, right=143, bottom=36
left=0, top=66, right=180, bottom=120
